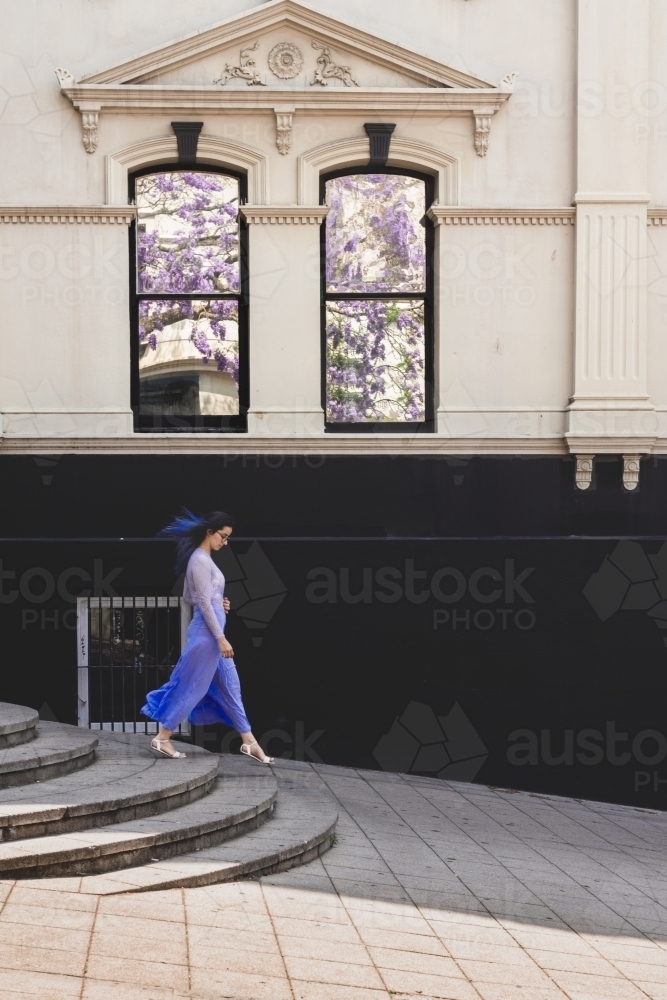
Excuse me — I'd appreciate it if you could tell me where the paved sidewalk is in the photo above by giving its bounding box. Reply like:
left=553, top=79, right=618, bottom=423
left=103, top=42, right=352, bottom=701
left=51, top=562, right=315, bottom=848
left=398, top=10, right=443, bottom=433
left=2, top=761, right=667, bottom=999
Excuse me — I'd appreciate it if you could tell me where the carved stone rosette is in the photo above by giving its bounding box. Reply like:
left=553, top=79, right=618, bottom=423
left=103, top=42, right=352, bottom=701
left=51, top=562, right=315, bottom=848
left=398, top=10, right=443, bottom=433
left=268, top=42, right=304, bottom=80
left=574, top=455, right=594, bottom=490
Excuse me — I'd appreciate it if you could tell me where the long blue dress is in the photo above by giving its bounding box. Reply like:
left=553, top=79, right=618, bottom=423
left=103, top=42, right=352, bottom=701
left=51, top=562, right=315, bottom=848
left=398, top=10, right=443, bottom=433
left=141, top=549, right=251, bottom=733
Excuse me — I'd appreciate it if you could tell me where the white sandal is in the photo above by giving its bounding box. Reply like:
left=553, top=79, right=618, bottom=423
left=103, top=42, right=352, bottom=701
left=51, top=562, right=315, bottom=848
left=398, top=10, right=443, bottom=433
left=151, top=738, right=186, bottom=759
left=240, top=740, right=274, bottom=764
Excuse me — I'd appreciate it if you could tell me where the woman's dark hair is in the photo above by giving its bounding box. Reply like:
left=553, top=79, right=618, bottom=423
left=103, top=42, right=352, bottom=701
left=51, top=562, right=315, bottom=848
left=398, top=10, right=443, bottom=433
left=159, top=509, right=234, bottom=576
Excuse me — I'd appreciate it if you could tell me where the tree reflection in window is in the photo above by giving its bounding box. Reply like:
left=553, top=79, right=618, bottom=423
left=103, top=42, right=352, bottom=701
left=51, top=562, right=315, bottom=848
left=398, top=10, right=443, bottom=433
left=132, top=170, right=246, bottom=430
left=323, top=173, right=431, bottom=427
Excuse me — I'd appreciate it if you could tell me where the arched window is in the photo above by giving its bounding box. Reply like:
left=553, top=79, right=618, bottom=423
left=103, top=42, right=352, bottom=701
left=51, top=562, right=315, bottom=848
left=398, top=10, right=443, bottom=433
left=321, top=169, right=434, bottom=432
left=130, top=166, right=248, bottom=432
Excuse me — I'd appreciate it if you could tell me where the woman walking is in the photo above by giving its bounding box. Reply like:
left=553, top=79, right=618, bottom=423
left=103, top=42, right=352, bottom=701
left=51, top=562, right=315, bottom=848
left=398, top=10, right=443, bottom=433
left=141, top=511, right=273, bottom=763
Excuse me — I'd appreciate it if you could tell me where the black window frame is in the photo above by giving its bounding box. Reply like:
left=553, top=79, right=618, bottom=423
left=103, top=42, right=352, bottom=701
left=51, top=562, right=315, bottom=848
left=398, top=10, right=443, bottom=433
left=320, top=165, right=435, bottom=434
left=129, top=163, right=249, bottom=433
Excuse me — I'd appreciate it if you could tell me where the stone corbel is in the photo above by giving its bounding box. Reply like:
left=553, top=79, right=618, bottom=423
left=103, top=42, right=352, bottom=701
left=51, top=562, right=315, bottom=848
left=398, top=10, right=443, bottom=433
left=55, top=70, right=100, bottom=155
left=275, top=105, right=295, bottom=156
left=471, top=78, right=515, bottom=157
left=622, top=455, right=641, bottom=492
left=472, top=107, right=495, bottom=157
left=575, top=455, right=594, bottom=491
left=79, top=103, right=101, bottom=154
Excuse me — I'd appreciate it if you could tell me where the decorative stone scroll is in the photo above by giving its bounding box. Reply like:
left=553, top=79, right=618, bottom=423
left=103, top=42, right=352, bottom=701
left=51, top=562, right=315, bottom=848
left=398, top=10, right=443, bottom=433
left=622, top=455, right=641, bottom=491
left=311, top=41, right=358, bottom=87
left=575, top=455, right=594, bottom=491
left=214, top=41, right=266, bottom=86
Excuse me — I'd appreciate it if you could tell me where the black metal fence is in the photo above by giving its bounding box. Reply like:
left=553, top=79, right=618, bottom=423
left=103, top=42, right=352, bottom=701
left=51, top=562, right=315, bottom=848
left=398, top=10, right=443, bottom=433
left=77, top=595, right=191, bottom=736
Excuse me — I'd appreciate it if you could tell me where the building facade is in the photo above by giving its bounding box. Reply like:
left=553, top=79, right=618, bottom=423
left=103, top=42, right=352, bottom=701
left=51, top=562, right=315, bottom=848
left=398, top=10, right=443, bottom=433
left=2, top=0, right=667, bottom=806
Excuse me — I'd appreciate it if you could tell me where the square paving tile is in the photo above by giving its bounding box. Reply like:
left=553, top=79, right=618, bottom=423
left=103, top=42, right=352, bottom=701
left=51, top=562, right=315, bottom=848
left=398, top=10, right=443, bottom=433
left=84, top=954, right=189, bottom=991
left=278, top=934, right=373, bottom=965
left=283, top=955, right=385, bottom=989
left=0, top=969, right=81, bottom=1000
left=381, top=967, right=481, bottom=999
left=189, top=968, right=292, bottom=1000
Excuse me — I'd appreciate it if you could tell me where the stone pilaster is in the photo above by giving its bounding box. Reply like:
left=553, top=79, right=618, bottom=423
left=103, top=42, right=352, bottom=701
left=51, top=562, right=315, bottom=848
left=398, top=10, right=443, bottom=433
left=566, top=0, right=656, bottom=456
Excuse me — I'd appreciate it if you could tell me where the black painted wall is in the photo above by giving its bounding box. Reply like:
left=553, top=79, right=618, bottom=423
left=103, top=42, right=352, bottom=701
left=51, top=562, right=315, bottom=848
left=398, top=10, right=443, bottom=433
left=1, top=453, right=666, bottom=810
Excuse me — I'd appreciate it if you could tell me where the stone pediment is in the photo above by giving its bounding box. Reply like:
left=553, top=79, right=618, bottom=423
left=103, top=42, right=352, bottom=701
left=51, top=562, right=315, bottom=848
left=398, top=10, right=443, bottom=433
left=55, top=0, right=516, bottom=157
left=72, top=0, right=495, bottom=90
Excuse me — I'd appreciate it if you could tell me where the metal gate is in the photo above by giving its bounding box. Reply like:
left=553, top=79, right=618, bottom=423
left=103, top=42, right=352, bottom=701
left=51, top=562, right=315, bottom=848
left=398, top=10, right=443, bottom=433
left=76, top=596, right=191, bottom=735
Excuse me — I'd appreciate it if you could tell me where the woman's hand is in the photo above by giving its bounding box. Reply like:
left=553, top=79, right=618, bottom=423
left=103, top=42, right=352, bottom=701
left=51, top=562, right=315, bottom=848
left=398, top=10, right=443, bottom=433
left=223, top=597, right=231, bottom=612
left=218, top=636, right=234, bottom=659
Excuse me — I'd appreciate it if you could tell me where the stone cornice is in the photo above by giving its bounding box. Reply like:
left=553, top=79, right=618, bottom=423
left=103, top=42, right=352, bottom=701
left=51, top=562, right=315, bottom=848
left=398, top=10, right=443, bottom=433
left=416, top=205, right=667, bottom=236
left=240, top=205, right=328, bottom=224
left=574, top=192, right=651, bottom=204
left=60, top=85, right=512, bottom=117
left=0, top=206, right=135, bottom=224
left=427, top=206, right=575, bottom=226
left=648, top=209, right=667, bottom=226
left=0, top=436, right=568, bottom=456
left=565, top=435, right=656, bottom=455
left=74, top=0, right=495, bottom=90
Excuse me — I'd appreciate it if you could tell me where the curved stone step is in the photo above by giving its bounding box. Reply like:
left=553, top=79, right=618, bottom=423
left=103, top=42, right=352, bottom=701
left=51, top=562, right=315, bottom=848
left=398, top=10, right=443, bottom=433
left=0, top=722, right=98, bottom=789
left=70, top=758, right=338, bottom=894
left=0, top=765, right=276, bottom=879
left=0, top=702, right=38, bottom=749
left=0, top=730, right=218, bottom=841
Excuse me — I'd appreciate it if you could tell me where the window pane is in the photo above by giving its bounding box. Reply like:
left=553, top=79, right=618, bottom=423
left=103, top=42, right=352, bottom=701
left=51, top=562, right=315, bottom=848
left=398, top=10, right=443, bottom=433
left=136, top=172, right=240, bottom=294
left=139, top=299, right=239, bottom=416
left=325, top=174, right=426, bottom=293
left=325, top=299, right=425, bottom=423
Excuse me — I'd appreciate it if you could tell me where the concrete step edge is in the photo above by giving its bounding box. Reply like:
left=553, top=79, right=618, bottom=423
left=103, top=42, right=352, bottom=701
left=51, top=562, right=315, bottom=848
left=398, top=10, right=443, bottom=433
left=0, top=703, right=39, bottom=748
left=78, top=779, right=339, bottom=894
left=2, top=776, right=277, bottom=878
left=0, top=724, right=99, bottom=788
left=0, top=733, right=219, bottom=838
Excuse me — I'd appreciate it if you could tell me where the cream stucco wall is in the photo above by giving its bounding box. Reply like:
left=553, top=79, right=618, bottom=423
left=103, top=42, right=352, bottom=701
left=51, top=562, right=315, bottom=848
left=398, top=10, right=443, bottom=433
left=0, top=0, right=665, bottom=463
